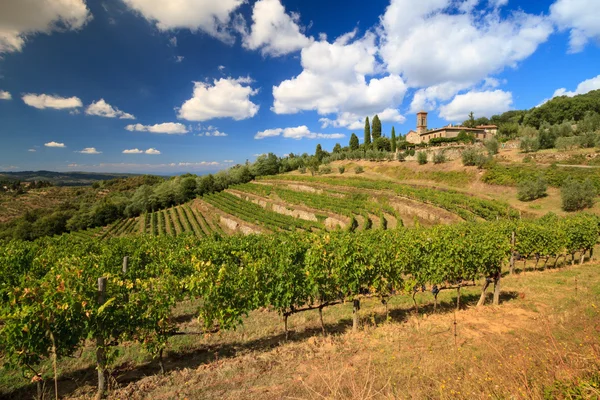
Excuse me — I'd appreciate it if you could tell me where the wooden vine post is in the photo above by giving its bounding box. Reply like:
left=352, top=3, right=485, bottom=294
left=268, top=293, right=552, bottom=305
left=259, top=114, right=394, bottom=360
left=493, top=273, right=501, bottom=305
left=352, top=299, right=360, bottom=332
left=122, top=256, right=129, bottom=274
left=509, top=231, right=516, bottom=274
left=96, top=277, right=107, bottom=400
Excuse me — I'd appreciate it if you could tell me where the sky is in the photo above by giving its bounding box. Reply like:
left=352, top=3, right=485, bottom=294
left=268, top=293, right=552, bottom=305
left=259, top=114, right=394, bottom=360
left=0, top=0, right=599, bottom=174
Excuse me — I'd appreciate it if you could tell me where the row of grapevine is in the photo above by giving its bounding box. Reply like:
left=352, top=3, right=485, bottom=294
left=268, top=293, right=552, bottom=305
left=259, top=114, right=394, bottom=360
left=234, top=183, right=400, bottom=229
left=0, top=213, right=597, bottom=397
left=204, top=191, right=323, bottom=232
left=258, top=175, right=519, bottom=221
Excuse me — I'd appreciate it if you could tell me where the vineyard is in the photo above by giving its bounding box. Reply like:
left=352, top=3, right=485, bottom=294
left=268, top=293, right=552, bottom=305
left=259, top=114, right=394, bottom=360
left=1, top=212, right=598, bottom=398
left=91, top=175, right=521, bottom=241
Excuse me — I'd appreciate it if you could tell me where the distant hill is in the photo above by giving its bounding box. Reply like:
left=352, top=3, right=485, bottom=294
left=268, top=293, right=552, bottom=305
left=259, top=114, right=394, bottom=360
left=0, top=171, right=139, bottom=186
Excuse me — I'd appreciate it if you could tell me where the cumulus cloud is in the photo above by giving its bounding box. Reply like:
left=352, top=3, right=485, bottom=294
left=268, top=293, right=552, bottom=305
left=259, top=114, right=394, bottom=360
left=272, top=31, right=407, bottom=128
left=122, top=148, right=161, bottom=155
left=0, top=90, right=11, bottom=100
left=44, top=141, right=66, bottom=148
left=550, top=0, right=600, bottom=53
left=121, top=0, right=243, bottom=43
left=255, top=125, right=345, bottom=140
left=22, top=93, right=82, bottom=110
left=380, top=0, right=553, bottom=89
left=320, top=108, right=406, bottom=130
left=553, top=74, right=600, bottom=98
left=178, top=77, right=259, bottom=121
left=126, top=122, right=188, bottom=134
left=0, top=0, right=91, bottom=53
left=77, top=147, right=101, bottom=154
left=86, top=99, right=135, bottom=119
left=240, top=0, right=313, bottom=56
left=438, top=90, right=513, bottom=122
left=122, top=149, right=143, bottom=154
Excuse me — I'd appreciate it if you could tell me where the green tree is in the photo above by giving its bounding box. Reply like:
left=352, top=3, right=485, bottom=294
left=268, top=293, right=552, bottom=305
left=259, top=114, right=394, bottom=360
left=349, top=133, right=359, bottom=150
left=332, top=143, right=342, bottom=153
left=465, top=111, right=476, bottom=128
left=561, top=178, right=596, bottom=211
left=371, top=115, right=382, bottom=140
left=417, top=151, right=428, bottom=165
left=364, top=117, right=371, bottom=148
left=315, top=144, right=324, bottom=162
left=373, top=137, right=391, bottom=151
left=517, top=176, right=547, bottom=201
left=391, top=127, right=397, bottom=152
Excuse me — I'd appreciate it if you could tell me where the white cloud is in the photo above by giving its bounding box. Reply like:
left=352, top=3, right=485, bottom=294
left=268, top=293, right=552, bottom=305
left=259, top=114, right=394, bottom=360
left=175, top=55, right=184, bottom=63
left=145, top=148, right=161, bottom=155
left=224, top=159, right=234, bottom=163
left=22, top=93, right=82, bottom=110
left=77, top=147, right=102, bottom=154
left=178, top=77, right=259, bottom=121
left=27, top=148, right=36, bottom=152
left=126, top=122, right=188, bottom=134
left=169, top=36, right=177, bottom=47
left=320, top=108, right=406, bottom=130
left=409, top=82, right=473, bottom=114
left=121, top=0, right=244, bottom=43
left=255, top=125, right=345, bottom=140
left=218, top=65, right=226, bottom=71
left=85, top=99, right=135, bottom=119
left=550, top=0, right=600, bottom=53
left=44, top=141, right=66, bottom=148
left=0, top=90, right=11, bottom=100
left=0, top=0, right=91, bottom=53
left=438, top=90, right=513, bottom=122
left=272, top=32, right=407, bottom=126
left=553, top=74, right=600, bottom=98
left=380, top=0, right=553, bottom=88
left=122, top=149, right=144, bottom=154
left=240, top=0, right=313, bottom=56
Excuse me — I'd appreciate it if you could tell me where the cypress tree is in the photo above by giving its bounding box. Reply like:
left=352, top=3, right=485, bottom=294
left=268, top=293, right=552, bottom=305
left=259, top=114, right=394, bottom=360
left=372, top=115, right=382, bottom=140
left=364, top=117, right=371, bottom=148
left=391, top=126, right=397, bottom=152
left=349, top=133, right=359, bottom=150
left=315, top=144, right=324, bottom=162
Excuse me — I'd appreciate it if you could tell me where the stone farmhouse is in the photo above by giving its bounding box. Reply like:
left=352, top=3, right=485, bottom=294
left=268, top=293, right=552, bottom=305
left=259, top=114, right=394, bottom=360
left=405, top=111, right=498, bottom=144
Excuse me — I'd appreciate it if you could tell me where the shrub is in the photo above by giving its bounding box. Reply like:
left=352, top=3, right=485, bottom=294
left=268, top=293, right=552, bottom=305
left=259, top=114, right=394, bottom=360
left=462, top=148, right=488, bottom=168
left=338, top=166, right=345, bottom=174
left=579, top=132, right=599, bottom=148
left=397, top=152, right=406, bottom=162
left=433, top=151, right=446, bottom=164
left=520, top=136, right=540, bottom=153
left=319, top=165, right=332, bottom=174
left=555, top=136, right=580, bottom=151
left=417, top=151, right=428, bottom=165
left=407, top=149, right=416, bottom=156
left=517, top=176, right=547, bottom=201
left=561, top=178, right=596, bottom=211
left=354, top=166, right=364, bottom=174
left=484, top=138, right=499, bottom=155
left=298, top=166, right=306, bottom=174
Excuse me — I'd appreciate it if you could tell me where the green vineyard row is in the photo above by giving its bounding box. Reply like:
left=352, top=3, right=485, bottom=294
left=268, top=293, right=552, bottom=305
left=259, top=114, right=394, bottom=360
left=0, top=213, right=597, bottom=395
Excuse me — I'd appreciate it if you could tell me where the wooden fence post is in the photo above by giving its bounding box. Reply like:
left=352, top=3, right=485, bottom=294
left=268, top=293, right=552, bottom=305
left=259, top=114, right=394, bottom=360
left=96, top=277, right=107, bottom=400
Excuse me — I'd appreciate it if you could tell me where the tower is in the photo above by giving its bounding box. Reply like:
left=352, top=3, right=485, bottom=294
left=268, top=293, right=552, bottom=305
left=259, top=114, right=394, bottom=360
left=417, top=111, right=428, bottom=134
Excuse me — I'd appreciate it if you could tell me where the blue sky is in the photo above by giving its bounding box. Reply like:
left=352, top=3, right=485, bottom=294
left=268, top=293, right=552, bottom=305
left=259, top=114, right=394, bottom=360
left=0, top=0, right=599, bottom=174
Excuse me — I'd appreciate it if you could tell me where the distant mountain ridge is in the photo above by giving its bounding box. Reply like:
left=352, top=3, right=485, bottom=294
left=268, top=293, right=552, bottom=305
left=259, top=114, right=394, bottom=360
left=0, top=171, right=140, bottom=186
